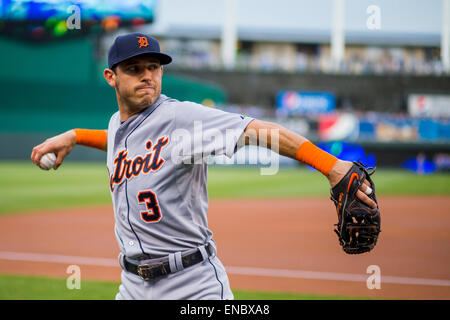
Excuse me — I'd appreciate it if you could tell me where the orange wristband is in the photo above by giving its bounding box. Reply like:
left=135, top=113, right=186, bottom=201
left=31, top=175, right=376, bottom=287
left=74, top=129, right=107, bottom=150
left=295, top=141, right=338, bottom=176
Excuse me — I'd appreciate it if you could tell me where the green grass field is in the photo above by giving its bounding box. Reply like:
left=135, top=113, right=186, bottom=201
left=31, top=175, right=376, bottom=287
left=0, top=274, right=363, bottom=300
left=0, top=161, right=448, bottom=300
left=1, top=161, right=449, bottom=215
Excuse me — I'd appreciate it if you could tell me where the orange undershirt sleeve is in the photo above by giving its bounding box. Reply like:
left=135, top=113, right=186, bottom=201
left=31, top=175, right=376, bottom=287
left=73, top=129, right=107, bottom=150
left=295, top=141, right=338, bottom=176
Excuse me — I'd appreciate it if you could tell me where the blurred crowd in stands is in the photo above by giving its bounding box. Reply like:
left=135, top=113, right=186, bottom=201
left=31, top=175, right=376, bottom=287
left=161, top=38, right=446, bottom=75
left=159, top=37, right=450, bottom=143
left=216, top=104, right=450, bottom=143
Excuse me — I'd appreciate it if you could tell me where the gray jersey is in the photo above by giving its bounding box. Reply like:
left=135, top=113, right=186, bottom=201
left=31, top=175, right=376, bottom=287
left=107, top=94, right=253, bottom=258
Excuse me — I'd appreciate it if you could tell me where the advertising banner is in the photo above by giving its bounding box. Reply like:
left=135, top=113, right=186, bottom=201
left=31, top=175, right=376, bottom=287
left=408, top=94, right=450, bottom=118
left=276, top=91, right=335, bottom=116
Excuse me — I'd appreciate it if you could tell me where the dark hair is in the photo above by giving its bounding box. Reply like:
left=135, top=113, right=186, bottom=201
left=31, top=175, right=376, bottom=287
left=111, top=65, right=117, bottom=74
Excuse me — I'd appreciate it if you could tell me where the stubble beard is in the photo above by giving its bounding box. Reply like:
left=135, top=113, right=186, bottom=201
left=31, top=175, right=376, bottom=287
left=116, top=82, right=160, bottom=116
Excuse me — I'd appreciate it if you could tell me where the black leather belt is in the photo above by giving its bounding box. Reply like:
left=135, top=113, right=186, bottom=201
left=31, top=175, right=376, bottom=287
left=123, top=244, right=213, bottom=281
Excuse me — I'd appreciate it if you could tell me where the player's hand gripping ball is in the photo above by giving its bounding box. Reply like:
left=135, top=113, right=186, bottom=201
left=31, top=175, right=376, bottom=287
left=39, top=152, right=57, bottom=170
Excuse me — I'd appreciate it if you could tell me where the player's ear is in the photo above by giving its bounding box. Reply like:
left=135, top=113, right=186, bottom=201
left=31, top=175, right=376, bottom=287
left=104, top=68, right=117, bottom=88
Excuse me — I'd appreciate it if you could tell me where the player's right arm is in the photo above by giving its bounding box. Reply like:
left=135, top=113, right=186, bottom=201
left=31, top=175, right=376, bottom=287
left=31, top=129, right=107, bottom=170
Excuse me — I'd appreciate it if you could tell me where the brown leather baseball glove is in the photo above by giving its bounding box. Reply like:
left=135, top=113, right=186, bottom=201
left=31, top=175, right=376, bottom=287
left=330, top=161, right=381, bottom=254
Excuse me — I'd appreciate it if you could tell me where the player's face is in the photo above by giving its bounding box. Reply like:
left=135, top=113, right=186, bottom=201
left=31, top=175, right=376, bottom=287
left=114, top=55, right=163, bottom=111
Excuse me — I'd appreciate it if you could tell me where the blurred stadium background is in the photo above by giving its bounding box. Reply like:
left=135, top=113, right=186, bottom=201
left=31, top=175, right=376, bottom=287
left=0, top=0, right=449, bottom=172
left=0, top=0, right=450, bottom=301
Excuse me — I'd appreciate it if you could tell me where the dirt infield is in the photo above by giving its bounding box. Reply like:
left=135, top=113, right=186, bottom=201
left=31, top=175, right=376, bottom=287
left=0, top=196, right=449, bottom=300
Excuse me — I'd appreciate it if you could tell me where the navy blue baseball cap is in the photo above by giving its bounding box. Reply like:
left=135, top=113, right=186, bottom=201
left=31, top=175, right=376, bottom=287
left=107, top=32, right=172, bottom=69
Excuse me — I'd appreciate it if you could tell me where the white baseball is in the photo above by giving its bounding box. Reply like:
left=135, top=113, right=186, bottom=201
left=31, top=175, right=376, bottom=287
left=39, top=152, right=57, bottom=170
left=364, top=186, right=373, bottom=195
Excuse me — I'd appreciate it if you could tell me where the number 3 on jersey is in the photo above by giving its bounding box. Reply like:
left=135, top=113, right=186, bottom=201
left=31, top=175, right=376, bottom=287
left=137, top=191, right=162, bottom=223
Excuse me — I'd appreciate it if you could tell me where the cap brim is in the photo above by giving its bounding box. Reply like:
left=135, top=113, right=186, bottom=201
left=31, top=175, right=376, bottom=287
left=149, top=52, right=172, bottom=65
left=110, top=51, right=172, bottom=69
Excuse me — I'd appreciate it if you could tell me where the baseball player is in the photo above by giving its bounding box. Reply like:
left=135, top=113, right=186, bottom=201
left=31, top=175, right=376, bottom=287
left=30, top=33, right=376, bottom=300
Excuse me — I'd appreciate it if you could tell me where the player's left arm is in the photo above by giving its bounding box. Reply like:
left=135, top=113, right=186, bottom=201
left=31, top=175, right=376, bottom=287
left=243, top=119, right=376, bottom=208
